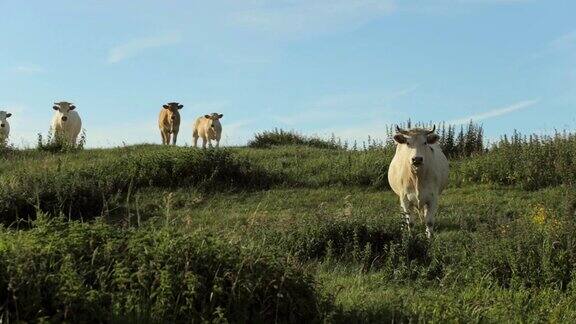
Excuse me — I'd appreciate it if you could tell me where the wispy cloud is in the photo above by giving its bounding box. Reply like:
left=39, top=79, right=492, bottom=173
left=231, top=0, right=396, bottom=37
left=448, top=99, right=539, bottom=125
left=10, top=65, right=45, bottom=75
left=550, top=30, right=576, bottom=51
left=108, top=32, right=182, bottom=64
left=385, top=84, right=420, bottom=101
left=518, top=30, right=576, bottom=67
left=274, top=85, right=417, bottom=126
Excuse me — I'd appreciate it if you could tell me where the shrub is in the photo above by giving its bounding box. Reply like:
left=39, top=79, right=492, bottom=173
left=248, top=129, right=341, bottom=149
left=459, top=132, right=576, bottom=190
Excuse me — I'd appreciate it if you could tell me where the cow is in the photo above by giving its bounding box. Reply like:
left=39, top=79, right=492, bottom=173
left=0, top=110, right=12, bottom=145
left=159, top=102, right=183, bottom=145
left=193, top=113, right=223, bottom=148
left=388, top=125, right=449, bottom=238
left=51, top=102, right=82, bottom=146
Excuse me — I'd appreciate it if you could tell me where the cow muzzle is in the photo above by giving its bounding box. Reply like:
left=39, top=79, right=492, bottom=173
left=61, top=116, right=68, bottom=122
left=412, top=157, right=424, bottom=167
left=0, top=124, right=4, bottom=128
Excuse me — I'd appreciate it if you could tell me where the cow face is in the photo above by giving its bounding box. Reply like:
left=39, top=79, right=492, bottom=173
left=0, top=111, right=11, bottom=128
left=394, top=126, right=439, bottom=169
left=53, top=102, right=76, bottom=122
left=203, top=113, right=223, bottom=129
left=163, top=102, right=183, bottom=123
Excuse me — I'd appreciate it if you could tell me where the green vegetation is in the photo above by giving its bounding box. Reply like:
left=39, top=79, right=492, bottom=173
left=36, top=130, right=87, bottom=153
left=1, top=129, right=576, bottom=322
left=248, top=128, right=341, bottom=149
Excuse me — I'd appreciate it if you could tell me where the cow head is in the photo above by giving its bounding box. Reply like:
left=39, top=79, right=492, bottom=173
left=53, top=102, right=76, bottom=122
left=204, top=113, right=223, bottom=129
left=163, top=102, right=183, bottom=123
left=393, top=125, right=439, bottom=169
left=0, top=111, right=11, bottom=128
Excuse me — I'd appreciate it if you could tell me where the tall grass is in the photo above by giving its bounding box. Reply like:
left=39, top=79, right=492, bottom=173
left=459, top=132, right=576, bottom=190
left=0, top=215, right=319, bottom=323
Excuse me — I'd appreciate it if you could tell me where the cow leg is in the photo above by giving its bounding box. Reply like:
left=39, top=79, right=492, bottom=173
left=208, top=139, right=213, bottom=148
left=172, top=132, right=178, bottom=145
left=215, top=140, right=220, bottom=148
left=193, top=136, right=198, bottom=148
left=202, top=137, right=207, bottom=149
left=400, top=196, right=415, bottom=230
left=424, top=199, right=438, bottom=239
left=161, top=131, right=167, bottom=145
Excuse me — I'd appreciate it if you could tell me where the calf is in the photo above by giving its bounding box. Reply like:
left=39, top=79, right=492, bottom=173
left=159, top=102, right=182, bottom=145
left=193, top=113, right=223, bottom=148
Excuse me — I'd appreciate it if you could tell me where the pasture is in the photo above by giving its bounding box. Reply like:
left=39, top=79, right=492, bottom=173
left=1, top=131, right=576, bottom=322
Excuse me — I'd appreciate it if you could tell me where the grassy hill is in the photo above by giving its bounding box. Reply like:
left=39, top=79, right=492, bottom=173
left=2, top=132, right=576, bottom=322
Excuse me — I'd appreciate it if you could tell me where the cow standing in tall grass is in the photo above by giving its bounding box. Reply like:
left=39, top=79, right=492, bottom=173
left=193, top=113, right=223, bottom=148
left=52, top=102, right=82, bottom=146
left=0, top=110, right=12, bottom=145
left=388, top=126, right=449, bottom=238
left=159, top=102, right=183, bottom=145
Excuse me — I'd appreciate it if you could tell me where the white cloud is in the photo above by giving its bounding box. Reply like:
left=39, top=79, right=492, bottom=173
left=10, top=65, right=45, bottom=75
left=231, top=0, right=396, bottom=37
left=108, top=32, right=182, bottom=64
left=448, top=99, right=539, bottom=125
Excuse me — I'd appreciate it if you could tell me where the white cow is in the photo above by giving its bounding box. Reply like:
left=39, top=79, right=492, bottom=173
left=193, top=113, right=223, bottom=148
left=388, top=126, right=449, bottom=238
left=0, top=110, right=12, bottom=145
left=51, top=101, right=82, bottom=145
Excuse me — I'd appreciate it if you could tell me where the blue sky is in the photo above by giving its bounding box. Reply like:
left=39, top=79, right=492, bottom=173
left=1, top=0, right=575, bottom=147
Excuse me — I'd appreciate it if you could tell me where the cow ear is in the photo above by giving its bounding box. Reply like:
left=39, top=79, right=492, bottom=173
left=53, top=105, right=60, bottom=110
left=69, top=105, right=76, bottom=110
left=163, top=105, right=170, bottom=109
left=6, top=113, right=11, bottom=118
left=204, top=114, right=211, bottom=119
left=394, top=134, right=407, bottom=144
left=217, top=114, right=223, bottom=119
left=178, top=104, right=183, bottom=109
left=427, top=134, right=439, bottom=145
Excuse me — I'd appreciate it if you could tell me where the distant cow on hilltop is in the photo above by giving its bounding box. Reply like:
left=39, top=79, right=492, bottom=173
left=52, top=102, right=82, bottom=146
left=193, top=113, right=223, bottom=148
left=159, top=102, right=183, bottom=145
left=0, top=110, right=12, bottom=145
left=388, top=125, right=449, bottom=238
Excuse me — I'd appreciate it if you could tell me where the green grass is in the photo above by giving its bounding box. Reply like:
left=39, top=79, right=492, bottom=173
left=2, top=142, right=576, bottom=322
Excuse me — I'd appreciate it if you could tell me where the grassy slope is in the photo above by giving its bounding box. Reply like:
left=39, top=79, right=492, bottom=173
left=121, top=184, right=576, bottom=322
left=2, top=145, right=576, bottom=322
